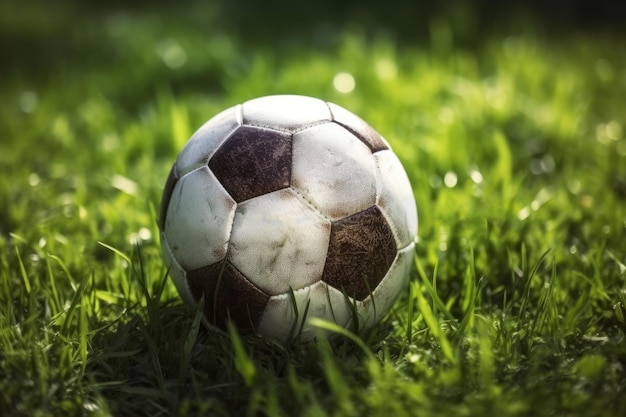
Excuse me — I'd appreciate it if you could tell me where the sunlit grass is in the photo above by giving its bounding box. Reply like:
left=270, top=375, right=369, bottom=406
left=1, top=2, right=626, bottom=416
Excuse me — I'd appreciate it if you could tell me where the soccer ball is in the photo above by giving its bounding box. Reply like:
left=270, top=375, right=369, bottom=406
left=158, top=95, right=417, bottom=342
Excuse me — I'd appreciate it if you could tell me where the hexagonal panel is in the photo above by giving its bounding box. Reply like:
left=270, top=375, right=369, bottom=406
left=242, top=95, right=332, bottom=133
left=160, top=232, right=195, bottom=305
left=163, top=166, right=236, bottom=271
left=257, top=281, right=353, bottom=342
left=186, top=261, right=269, bottom=331
left=327, top=102, right=389, bottom=152
left=209, top=126, right=292, bottom=203
left=292, top=123, right=377, bottom=220
left=176, top=104, right=242, bottom=176
left=228, top=188, right=331, bottom=295
left=374, top=150, right=418, bottom=248
left=355, top=242, right=414, bottom=330
left=322, top=206, right=397, bottom=301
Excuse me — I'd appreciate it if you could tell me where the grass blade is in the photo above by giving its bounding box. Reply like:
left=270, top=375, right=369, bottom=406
left=415, top=283, right=456, bottom=364
left=227, top=322, right=257, bottom=387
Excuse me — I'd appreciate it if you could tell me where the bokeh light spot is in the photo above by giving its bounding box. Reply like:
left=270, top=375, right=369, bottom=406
left=28, top=173, right=40, bottom=187
left=443, top=171, right=458, bottom=188
left=333, top=72, right=355, bottom=94
left=375, top=59, right=397, bottom=80
left=19, top=91, right=38, bottom=113
left=156, top=39, right=187, bottom=69
left=469, top=169, right=483, bottom=184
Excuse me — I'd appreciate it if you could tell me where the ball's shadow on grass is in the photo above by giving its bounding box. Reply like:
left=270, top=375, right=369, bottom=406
left=84, top=281, right=385, bottom=415
left=85, top=300, right=246, bottom=414
left=85, top=243, right=261, bottom=413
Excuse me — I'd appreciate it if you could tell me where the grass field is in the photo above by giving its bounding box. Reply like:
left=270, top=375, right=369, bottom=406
left=1, top=1, right=626, bottom=416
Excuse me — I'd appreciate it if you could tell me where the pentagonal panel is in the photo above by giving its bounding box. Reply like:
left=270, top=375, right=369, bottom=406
left=374, top=150, right=418, bottom=248
left=355, top=242, right=414, bottom=330
left=242, top=95, right=332, bottom=133
left=209, top=126, right=292, bottom=203
left=322, top=206, right=397, bottom=301
left=228, top=188, right=331, bottom=295
left=163, top=166, right=236, bottom=271
left=292, top=123, right=376, bottom=220
left=158, top=164, right=179, bottom=231
left=327, top=102, right=389, bottom=152
left=186, top=261, right=269, bottom=331
left=257, top=281, right=353, bottom=342
left=160, top=232, right=195, bottom=305
left=176, top=104, right=242, bottom=176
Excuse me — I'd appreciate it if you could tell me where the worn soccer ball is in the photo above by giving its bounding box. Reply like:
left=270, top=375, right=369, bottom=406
left=158, top=95, right=417, bottom=342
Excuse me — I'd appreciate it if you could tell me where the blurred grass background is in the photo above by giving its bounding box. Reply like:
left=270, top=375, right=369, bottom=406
left=1, top=0, right=626, bottom=416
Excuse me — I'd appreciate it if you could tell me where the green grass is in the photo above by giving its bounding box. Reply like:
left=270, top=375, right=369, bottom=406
left=2, top=2, right=626, bottom=416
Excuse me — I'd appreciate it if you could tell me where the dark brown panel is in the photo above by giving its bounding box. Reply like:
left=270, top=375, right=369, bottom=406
left=322, top=206, right=397, bottom=301
left=187, top=261, right=269, bottom=332
left=158, top=164, right=179, bottom=232
left=328, top=102, right=389, bottom=153
left=208, top=126, right=292, bottom=202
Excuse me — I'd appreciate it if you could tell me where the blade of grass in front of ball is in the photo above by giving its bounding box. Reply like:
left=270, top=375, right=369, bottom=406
left=339, top=287, right=360, bottom=336
left=285, top=287, right=311, bottom=343
left=213, top=259, right=228, bottom=326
